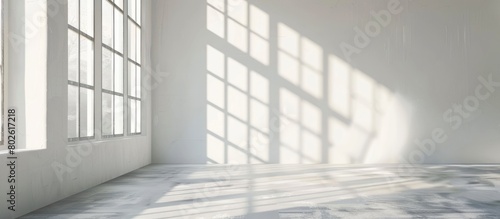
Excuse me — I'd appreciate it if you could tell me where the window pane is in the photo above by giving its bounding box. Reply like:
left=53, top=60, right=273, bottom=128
left=80, top=88, right=94, bottom=137
left=102, top=47, right=113, bottom=91
left=136, top=65, right=141, bottom=98
left=129, top=62, right=136, bottom=97
left=102, top=92, right=113, bottom=136
left=102, top=0, right=113, bottom=47
left=80, top=0, right=94, bottom=37
left=137, top=0, right=141, bottom=25
left=68, top=84, right=79, bottom=138
left=128, top=21, right=136, bottom=61
left=80, top=36, right=94, bottom=86
left=68, top=29, right=79, bottom=82
left=115, top=95, right=124, bottom=134
left=114, top=10, right=124, bottom=53
left=129, top=99, right=136, bottom=133
left=136, top=100, right=141, bottom=133
left=129, top=0, right=136, bottom=21
left=115, top=54, right=123, bottom=93
left=136, top=28, right=141, bottom=64
left=115, top=0, right=123, bottom=10
left=68, top=0, right=79, bottom=29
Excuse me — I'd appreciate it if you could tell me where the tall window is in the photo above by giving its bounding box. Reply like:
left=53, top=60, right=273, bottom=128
left=68, top=0, right=141, bottom=141
left=68, top=0, right=95, bottom=141
left=102, top=0, right=124, bottom=137
left=128, top=0, right=141, bottom=134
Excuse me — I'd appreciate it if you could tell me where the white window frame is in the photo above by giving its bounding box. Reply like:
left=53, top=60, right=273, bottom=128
left=68, top=0, right=96, bottom=142
left=127, top=0, right=141, bottom=135
left=67, top=0, right=142, bottom=143
left=102, top=0, right=125, bottom=138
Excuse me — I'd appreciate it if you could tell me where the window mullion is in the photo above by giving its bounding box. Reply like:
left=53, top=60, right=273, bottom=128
left=124, top=0, right=129, bottom=136
left=77, top=0, right=81, bottom=140
left=124, top=0, right=141, bottom=135
left=112, top=4, right=115, bottom=136
left=94, top=0, right=103, bottom=140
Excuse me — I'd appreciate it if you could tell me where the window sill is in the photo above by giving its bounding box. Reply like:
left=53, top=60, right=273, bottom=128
left=67, top=134, right=145, bottom=147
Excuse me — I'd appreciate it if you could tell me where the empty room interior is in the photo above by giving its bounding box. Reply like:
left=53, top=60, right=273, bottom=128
left=1, top=0, right=500, bottom=218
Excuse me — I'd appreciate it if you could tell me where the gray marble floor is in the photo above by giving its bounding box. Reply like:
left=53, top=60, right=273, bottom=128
left=21, top=164, right=500, bottom=219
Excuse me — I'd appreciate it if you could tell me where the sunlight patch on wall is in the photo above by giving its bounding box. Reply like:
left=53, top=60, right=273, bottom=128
left=207, top=133, right=225, bottom=163
left=250, top=98, right=268, bottom=132
left=279, top=88, right=322, bottom=163
left=279, top=116, right=301, bottom=164
left=227, top=57, right=248, bottom=91
left=279, top=88, right=300, bottom=121
left=249, top=5, right=269, bottom=39
left=227, top=86, right=248, bottom=122
left=301, top=130, right=322, bottom=164
left=206, top=5, right=225, bottom=38
left=301, top=37, right=323, bottom=72
left=206, top=9, right=271, bottom=164
left=227, top=0, right=247, bottom=25
left=207, top=45, right=225, bottom=78
left=250, top=71, right=269, bottom=104
left=207, top=104, right=225, bottom=138
left=328, top=117, right=351, bottom=164
left=205, top=2, right=411, bottom=165
left=363, top=94, right=412, bottom=163
left=227, top=115, right=248, bottom=162
left=326, top=67, right=411, bottom=164
left=328, top=55, right=351, bottom=119
left=352, top=69, right=375, bottom=132
left=278, top=23, right=300, bottom=57
left=278, top=51, right=300, bottom=85
left=301, top=101, right=322, bottom=134
left=207, top=0, right=225, bottom=12
left=301, top=65, right=323, bottom=99
left=249, top=5, right=269, bottom=65
left=227, top=19, right=248, bottom=52
left=207, top=0, right=270, bottom=65
left=278, top=24, right=323, bottom=99
left=207, top=74, right=225, bottom=108
left=250, top=33, right=270, bottom=66
left=249, top=129, right=270, bottom=163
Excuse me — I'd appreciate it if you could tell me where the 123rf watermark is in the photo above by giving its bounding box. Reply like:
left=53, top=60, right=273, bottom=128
left=5, top=108, right=17, bottom=211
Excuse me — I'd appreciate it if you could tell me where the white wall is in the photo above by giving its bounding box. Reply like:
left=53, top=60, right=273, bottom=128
left=152, top=0, right=500, bottom=164
left=0, top=0, right=153, bottom=218
left=25, top=0, right=47, bottom=150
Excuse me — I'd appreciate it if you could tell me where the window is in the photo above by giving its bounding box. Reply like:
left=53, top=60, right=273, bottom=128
left=128, top=0, right=141, bottom=134
left=67, top=0, right=141, bottom=141
left=102, top=0, right=124, bottom=138
left=68, top=0, right=95, bottom=141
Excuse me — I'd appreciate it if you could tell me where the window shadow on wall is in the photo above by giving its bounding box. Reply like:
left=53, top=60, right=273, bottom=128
left=205, top=0, right=412, bottom=165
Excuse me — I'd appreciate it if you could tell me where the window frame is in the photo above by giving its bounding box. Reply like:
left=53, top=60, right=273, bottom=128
left=67, top=0, right=142, bottom=143
left=128, top=59, right=141, bottom=135
left=127, top=0, right=142, bottom=135
left=101, top=0, right=125, bottom=139
left=67, top=0, right=96, bottom=142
